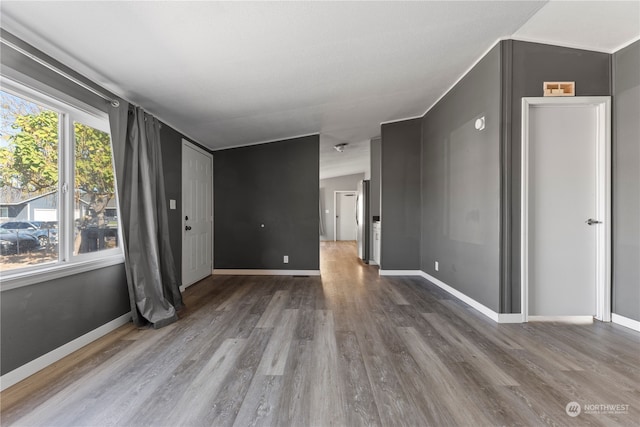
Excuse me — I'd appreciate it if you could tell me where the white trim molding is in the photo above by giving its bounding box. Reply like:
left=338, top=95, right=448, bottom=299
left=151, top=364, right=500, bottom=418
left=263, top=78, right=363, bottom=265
left=527, top=316, right=594, bottom=324
left=611, top=35, right=640, bottom=55
left=1, top=255, right=125, bottom=291
left=210, top=132, right=320, bottom=152
left=380, top=115, right=424, bottom=126
left=420, top=272, right=502, bottom=322
left=380, top=270, right=524, bottom=323
left=379, top=270, right=423, bottom=276
left=213, top=269, right=320, bottom=276
left=497, top=313, right=525, bottom=323
left=0, top=312, right=131, bottom=391
left=611, top=313, right=640, bottom=332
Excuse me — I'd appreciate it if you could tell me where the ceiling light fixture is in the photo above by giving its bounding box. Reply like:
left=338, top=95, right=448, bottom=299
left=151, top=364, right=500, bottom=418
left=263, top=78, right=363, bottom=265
left=334, top=143, right=348, bottom=152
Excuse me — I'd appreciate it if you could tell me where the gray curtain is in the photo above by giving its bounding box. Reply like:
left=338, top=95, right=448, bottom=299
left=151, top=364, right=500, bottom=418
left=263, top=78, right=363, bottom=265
left=109, top=102, right=183, bottom=329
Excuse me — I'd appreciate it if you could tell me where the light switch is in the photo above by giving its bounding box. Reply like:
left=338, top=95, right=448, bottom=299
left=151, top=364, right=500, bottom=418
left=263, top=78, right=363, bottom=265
left=325, top=209, right=330, bottom=214
left=170, top=199, right=176, bottom=210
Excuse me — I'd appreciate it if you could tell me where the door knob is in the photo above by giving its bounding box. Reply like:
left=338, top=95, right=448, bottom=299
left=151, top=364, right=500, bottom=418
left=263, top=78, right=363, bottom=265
left=185, top=225, right=192, bottom=231
left=585, top=218, right=602, bottom=225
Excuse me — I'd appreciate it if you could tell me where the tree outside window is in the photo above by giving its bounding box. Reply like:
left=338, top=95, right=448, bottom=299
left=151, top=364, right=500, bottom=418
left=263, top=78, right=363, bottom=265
left=0, top=89, right=119, bottom=273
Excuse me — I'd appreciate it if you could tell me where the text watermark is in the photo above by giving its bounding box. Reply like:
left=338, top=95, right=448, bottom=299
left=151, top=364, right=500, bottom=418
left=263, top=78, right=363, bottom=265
left=566, top=401, right=630, bottom=417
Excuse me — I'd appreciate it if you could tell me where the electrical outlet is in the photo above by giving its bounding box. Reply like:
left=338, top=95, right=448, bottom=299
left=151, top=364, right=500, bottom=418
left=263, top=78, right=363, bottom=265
left=435, top=261, right=439, bottom=271
left=284, top=255, right=289, bottom=264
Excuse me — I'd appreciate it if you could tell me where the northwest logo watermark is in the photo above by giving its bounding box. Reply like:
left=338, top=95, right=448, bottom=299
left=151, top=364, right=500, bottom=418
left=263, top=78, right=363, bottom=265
left=566, top=402, right=581, bottom=417
left=566, top=401, right=630, bottom=417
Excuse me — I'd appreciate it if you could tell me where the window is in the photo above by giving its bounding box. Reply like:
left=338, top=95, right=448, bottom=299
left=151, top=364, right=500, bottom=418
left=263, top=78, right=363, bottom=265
left=73, top=121, right=118, bottom=256
left=0, top=78, right=122, bottom=284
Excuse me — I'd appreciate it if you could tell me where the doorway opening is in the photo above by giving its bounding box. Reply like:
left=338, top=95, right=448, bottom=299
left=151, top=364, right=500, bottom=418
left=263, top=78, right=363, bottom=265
left=334, top=191, right=357, bottom=241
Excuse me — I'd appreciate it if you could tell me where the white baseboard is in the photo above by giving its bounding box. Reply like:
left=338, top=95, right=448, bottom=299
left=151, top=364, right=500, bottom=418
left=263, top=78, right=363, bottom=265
left=612, top=313, right=640, bottom=332
left=379, top=270, right=423, bottom=276
left=378, top=270, right=497, bottom=322
left=0, top=312, right=132, bottom=392
left=497, top=313, right=525, bottom=323
left=527, top=315, right=594, bottom=324
left=419, top=271, right=502, bottom=322
left=213, top=269, right=320, bottom=276
left=419, top=271, right=526, bottom=324
left=378, top=270, right=523, bottom=323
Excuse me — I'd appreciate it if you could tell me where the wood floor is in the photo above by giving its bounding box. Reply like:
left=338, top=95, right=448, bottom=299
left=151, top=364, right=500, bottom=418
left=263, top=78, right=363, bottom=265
left=2, top=241, right=639, bottom=426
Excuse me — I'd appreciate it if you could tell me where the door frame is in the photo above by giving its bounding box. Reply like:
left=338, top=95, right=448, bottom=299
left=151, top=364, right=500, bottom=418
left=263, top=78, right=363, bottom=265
left=521, top=96, right=611, bottom=322
left=333, top=190, right=357, bottom=241
left=181, top=139, right=214, bottom=290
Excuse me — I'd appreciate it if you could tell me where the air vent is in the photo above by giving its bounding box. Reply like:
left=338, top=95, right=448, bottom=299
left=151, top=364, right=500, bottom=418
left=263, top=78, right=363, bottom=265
left=543, top=81, right=575, bottom=97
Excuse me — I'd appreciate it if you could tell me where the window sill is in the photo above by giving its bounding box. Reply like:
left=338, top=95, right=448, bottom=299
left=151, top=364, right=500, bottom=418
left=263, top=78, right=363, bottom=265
left=0, top=254, right=125, bottom=291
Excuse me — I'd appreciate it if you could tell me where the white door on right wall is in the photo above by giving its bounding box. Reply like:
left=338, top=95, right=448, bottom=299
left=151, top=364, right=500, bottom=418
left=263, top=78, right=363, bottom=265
left=523, top=98, right=611, bottom=320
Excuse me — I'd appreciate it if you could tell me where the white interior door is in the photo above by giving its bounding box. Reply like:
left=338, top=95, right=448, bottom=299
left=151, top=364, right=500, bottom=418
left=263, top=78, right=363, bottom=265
left=522, top=97, right=611, bottom=320
left=182, top=140, right=213, bottom=288
left=336, top=192, right=357, bottom=241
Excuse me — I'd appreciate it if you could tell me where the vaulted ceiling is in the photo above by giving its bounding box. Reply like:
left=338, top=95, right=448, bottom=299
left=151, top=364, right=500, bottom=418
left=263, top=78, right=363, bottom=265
left=1, top=1, right=638, bottom=179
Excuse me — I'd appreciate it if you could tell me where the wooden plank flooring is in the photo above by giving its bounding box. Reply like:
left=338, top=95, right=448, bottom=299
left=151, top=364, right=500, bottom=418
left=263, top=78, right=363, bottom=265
left=1, top=241, right=639, bottom=426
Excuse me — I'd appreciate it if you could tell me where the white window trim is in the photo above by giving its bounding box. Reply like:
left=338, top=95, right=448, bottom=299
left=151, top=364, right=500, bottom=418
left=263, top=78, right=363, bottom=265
left=0, top=254, right=124, bottom=291
left=0, top=77, right=124, bottom=292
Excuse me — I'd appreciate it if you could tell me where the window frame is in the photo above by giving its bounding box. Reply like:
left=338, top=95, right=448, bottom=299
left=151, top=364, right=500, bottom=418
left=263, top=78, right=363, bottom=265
left=0, top=77, right=124, bottom=291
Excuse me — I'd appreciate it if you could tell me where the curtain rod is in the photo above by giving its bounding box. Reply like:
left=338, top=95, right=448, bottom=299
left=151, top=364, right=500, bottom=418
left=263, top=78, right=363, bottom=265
left=1, top=36, right=120, bottom=107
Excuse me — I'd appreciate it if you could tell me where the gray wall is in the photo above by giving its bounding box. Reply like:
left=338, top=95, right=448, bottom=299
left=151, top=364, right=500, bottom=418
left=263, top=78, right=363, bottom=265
left=214, top=135, right=320, bottom=270
left=384, top=40, right=615, bottom=314
left=159, top=124, right=183, bottom=284
left=612, top=40, right=640, bottom=321
left=319, top=173, right=365, bottom=242
left=421, top=44, right=501, bottom=312
left=506, top=40, right=612, bottom=311
left=380, top=119, right=421, bottom=270
left=370, top=138, right=382, bottom=221
left=1, top=264, right=130, bottom=375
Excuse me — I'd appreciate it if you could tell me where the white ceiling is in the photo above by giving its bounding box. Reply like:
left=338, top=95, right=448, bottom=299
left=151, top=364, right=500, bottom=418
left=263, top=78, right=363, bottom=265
left=513, top=1, right=640, bottom=53
left=1, top=1, right=639, bottom=179
left=320, top=136, right=371, bottom=181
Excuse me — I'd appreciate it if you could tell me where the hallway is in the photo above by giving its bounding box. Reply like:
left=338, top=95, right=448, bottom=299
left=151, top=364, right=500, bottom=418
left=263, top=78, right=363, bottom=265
left=2, top=241, right=639, bottom=426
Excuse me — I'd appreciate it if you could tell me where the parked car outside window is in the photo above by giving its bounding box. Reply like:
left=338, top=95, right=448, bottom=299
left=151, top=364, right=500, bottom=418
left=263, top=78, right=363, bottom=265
left=0, top=221, right=58, bottom=245
left=0, top=229, right=40, bottom=255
